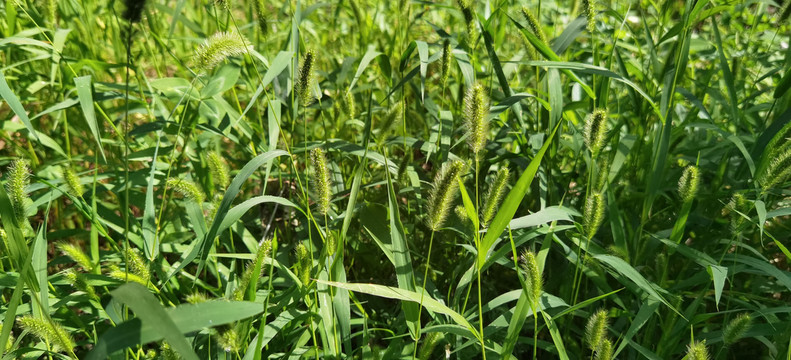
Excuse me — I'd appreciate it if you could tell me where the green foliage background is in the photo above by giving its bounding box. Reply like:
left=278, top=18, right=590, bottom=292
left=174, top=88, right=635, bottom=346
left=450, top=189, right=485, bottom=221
left=1, top=0, right=791, bottom=358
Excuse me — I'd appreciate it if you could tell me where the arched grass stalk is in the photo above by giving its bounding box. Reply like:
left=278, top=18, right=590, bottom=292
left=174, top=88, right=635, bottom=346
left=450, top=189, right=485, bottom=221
left=413, top=160, right=464, bottom=359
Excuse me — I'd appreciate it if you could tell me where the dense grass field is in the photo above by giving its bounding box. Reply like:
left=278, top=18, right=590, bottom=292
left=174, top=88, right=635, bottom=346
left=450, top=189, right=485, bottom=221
left=1, top=0, right=791, bottom=358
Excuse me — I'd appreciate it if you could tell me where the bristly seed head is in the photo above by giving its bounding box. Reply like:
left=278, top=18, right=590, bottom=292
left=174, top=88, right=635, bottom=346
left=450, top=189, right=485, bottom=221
left=521, top=250, right=542, bottom=307
left=481, top=167, right=510, bottom=226
left=426, top=160, right=466, bottom=231
left=253, top=0, right=268, bottom=35
left=583, top=191, right=606, bottom=239
left=584, top=109, right=608, bottom=156
left=595, top=338, right=613, bottom=360
left=584, top=309, right=609, bottom=353
left=310, top=148, right=333, bottom=216
left=64, top=167, right=83, bottom=198
left=378, top=101, right=403, bottom=143
left=124, top=247, right=151, bottom=283
left=57, top=242, right=94, bottom=272
left=208, top=151, right=231, bottom=190
left=167, top=178, right=206, bottom=205
left=193, top=32, right=252, bottom=72
left=723, top=313, right=752, bottom=346
left=464, top=82, right=490, bottom=156
left=298, top=50, right=316, bottom=105
left=678, top=165, right=700, bottom=202
left=295, top=243, right=312, bottom=286
left=686, top=340, right=710, bottom=360
left=582, top=0, right=597, bottom=32
left=17, top=315, right=74, bottom=353
left=343, top=90, right=357, bottom=119
left=6, top=159, right=31, bottom=224
left=521, top=7, right=547, bottom=45
left=441, top=39, right=453, bottom=84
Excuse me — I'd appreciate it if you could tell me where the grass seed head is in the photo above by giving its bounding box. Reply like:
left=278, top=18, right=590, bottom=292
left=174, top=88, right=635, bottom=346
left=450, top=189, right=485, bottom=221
left=426, top=160, right=465, bottom=231
left=310, top=148, right=333, bottom=216
left=464, top=82, right=490, bottom=156
left=6, top=159, right=31, bottom=224
left=108, top=265, right=150, bottom=286
left=343, top=90, right=357, bottom=119
left=521, top=250, right=543, bottom=306
left=57, top=242, right=94, bottom=272
left=481, top=167, right=510, bottom=226
left=166, top=177, right=206, bottom=205
left=63, top=268, right=96, bottom=299
left=64, top=167, right=83, bottom=197
left=160, top=341, right=180, bottom=360
left=595, top=338, right=612, bottom=360
left=583, top=191, right=606, bottom=239
left=521, top=7, right=547, bottom=45
left=723, top=313, right=752, bottom=345
left=441, top=39, right=452, bottom=84
left=298, top=50, right=316, bottom=105
left=417, top=331, right=443, bottom=360
left=723, top=193, right=750, bottom=231
left=17, top=315, right=74, bottom=353
left=253, top=0, right=268, bottom=35
left=584, top=309, right=608, bottom=352
left=208, top=151, right=230, bottom=190
left=186, top=292, right=208, bottom=304
left=124, top=247, right=150, bottom=283
left=758, top=144, right=791, bottom=191
left=193, top=32, right=251, bottom=72
left=295, top=243, right=312, bottom=286
left=378, top=101, right=403, bottom=143
left=780, top=0, right=791, bottom=24
left=678, top=165, right=700, bottom=202
left=216, top=328, right=241, bottom=353
left=686, top=340, right=710, bottom=360
left=582, top=0, right=597, bottom=31
left=584, top=109, right=608, bottom=156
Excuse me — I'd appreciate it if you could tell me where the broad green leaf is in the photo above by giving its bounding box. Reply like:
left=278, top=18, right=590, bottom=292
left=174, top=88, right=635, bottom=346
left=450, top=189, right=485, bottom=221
left=0, top=71, right=39, bottom=140
left=594, top=254, right=680, bottom=316
left=98, top=283, right=199, bottom=360
left=478, top=124, right=559, bottom=268
left=316, top=280, right=481, bottom=342
left=508, top=206, right=576, bottom=230
left=709, top=265, right=727, bottom=310
left=74, top=75, right=105, bottom=161
left=89, top=297, right=263, bottom=359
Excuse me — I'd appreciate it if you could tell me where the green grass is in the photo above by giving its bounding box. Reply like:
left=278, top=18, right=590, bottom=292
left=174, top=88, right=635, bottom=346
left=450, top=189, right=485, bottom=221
left=1, top=0, right=791, bottom=359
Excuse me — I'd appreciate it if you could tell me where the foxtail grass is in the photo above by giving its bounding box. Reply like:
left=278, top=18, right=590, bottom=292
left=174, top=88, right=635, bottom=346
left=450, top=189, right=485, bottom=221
left=193, top=32, right=252, bottom=72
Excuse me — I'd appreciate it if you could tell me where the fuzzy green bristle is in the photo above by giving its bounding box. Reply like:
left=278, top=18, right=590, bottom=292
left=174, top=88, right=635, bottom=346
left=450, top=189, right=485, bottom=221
left=582, top=0, right=597, bottom=31
left=481, top=167, right=510, bottom=226
left=298, top=50, right=316, bottom=105
left=64, top=167, right=83, bottom=197
left=166, top=177, right=206, bottom=205
left=583, top=191, right=606, bottom=239
left=378, top=101, right=403, bottom=143
left=57, top=242, right=94, bottom=272
left=63, top=269, right=96, bottom=299
left=426, top=160, right=465, bottom=231
left=521, top=7, right=547, bottom=45
left=253, top=0, right=268, bottom=35
left=678, top=165, right=700, bottom=202
left=186, top=292, right=208, bottom=304
left=584, top=309, right=608, bottom=352
left=595, top=338, right=612, bottom=360
left=193, top=32, right=251, bottom=72
left=124, top=247, right=150, bottom=282
left=208, top=151, right=230, bottom=190
left=584, top=109, right=608, bottom=156
left=723, top=313, right=752, bottom=345
left=464, top=83, right=490, bottom=156
left=6, top=159, right=31, bottom=224
left=17, top=315, right=74, bottom=353
left=295, top=243, right=312, bottom=286
left=686, top=340, right=710, bottom=360
left=310, top=148, right=333, bottom=216
left=417, top=332, right=443, bottom=360
left=343, top=90, right=357, bottom=119
left=440, top=39, right=452, bottom=85
left=521, top=250, right=542, bottom=307
left=216, top=328, right=241, bottom=353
